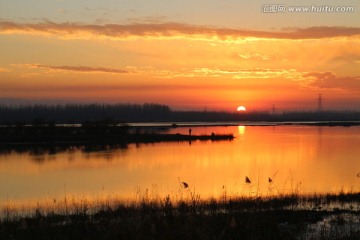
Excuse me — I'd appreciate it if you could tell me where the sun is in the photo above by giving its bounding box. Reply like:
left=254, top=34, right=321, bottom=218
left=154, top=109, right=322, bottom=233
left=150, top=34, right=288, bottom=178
left=237, top=106, right=246, bottom=112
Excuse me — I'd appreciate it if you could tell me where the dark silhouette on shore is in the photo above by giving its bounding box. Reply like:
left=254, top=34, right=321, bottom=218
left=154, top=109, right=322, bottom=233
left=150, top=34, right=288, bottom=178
left=0, top=123, right=234, bottom=148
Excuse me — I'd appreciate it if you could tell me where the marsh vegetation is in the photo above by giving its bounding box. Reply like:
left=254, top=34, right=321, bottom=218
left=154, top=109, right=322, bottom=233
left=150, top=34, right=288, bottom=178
left=1, top=190, right=360, bottom=240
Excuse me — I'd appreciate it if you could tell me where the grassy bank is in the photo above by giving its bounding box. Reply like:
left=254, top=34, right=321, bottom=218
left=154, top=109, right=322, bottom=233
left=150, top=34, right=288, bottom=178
left=2, top=192, right=360, bottom=240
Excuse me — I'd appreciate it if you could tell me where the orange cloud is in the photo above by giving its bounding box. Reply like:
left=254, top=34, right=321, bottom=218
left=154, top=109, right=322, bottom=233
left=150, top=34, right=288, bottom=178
left=191, top=67, right=300, bottom=79
left=0, top=83, right=283, bottom=93
left=0, top=67, right=9, bottom=72
left=1, top=21, right=360, bottom=40
left=34, top=64, right=129, bottom=74
left=7, top=64, right=130, bottom=74
left=303, top=72, right=360, bottom=91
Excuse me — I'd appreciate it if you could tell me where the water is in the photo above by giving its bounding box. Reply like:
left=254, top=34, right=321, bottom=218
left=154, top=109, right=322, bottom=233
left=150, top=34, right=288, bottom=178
left=1, top=125, right=360, bottom=208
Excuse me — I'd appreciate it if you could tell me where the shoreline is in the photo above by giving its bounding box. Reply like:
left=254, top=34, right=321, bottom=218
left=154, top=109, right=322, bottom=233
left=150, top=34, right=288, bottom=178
left=1, top=121, right=359, bottom=146
left=0, top=125, right=234, bottom=146
left=129, top=120, right=360, bottom=127
left=1, top=120, right=360, bottom=128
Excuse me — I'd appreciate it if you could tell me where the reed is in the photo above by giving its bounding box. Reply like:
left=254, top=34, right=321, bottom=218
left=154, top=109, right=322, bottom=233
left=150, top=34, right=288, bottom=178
left=1, top=187, right=360, bottom=240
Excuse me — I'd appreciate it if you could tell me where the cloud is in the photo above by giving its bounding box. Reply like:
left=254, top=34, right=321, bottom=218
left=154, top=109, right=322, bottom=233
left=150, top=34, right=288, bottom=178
left=11, top=64, right=298, bottom=79
left=35, top=64, right=129, bottom=74
left=127, top=66, right=301, bottom=80
left=330, top=53, right=360, bottom=63
left=0, top=67, right=9, bottom=73
left=0, top=21, right=359, bottom=41
left=303, top=72, right=360, bottom=90
left=233, top=53, right=270, bottom=61
left=0, top=82, right=293, bottom=93
left=190, top=67, right=300, bottom=79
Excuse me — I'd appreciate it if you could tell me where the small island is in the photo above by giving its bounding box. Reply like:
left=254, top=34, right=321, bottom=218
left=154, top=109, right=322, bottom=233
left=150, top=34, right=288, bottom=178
left=0, top=124, right=234, bottom=146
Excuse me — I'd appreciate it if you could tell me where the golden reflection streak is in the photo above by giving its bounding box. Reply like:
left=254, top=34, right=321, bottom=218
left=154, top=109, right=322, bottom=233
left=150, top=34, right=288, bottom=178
left=238, top=126, right=246, bottom=135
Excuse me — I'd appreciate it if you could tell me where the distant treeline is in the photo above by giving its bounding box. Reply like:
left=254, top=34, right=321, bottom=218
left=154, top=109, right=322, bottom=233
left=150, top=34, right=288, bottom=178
left=1, top=103, right=360, bottom=124
left=0, top=104, right=238, bottom=123
left=0, top=103, right=171, bottom=123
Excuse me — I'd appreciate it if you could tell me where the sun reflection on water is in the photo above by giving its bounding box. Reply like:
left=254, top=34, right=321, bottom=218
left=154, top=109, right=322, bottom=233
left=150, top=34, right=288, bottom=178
left=238, top=125, right=246, bottom=135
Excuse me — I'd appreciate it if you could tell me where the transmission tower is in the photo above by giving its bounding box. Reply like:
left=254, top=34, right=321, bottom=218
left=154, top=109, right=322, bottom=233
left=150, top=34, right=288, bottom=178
left=272, top=104, right=276, bottom=115
left=317, top=94, right=323, bottom=112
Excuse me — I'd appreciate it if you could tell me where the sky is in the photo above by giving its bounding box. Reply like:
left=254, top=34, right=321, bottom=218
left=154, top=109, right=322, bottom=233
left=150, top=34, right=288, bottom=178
left=0, top=0, right=359, bottom=111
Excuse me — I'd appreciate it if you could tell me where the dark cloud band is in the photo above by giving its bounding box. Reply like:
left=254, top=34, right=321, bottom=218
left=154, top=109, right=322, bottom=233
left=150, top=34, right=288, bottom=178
left=1, top=21, right=359, bottom=40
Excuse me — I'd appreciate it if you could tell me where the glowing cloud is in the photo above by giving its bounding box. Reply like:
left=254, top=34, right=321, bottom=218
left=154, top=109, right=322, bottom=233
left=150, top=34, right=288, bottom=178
left=304, top=72, right=360, bottom=91
left=34, top=65, right=130, bottom=74
left=1, top=21, right=360, bottom=41
left=0, top=67, right=9, bottom=73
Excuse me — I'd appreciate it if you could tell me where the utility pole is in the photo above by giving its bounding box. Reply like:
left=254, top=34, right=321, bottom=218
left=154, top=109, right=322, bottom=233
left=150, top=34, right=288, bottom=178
left=317, top=94, right=323, bottom=112
left=272, top=104, right=276, bottom=115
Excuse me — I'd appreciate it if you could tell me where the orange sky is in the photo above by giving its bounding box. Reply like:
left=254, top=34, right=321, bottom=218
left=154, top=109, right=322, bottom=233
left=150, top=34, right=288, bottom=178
left=0, top=1, right=359, bottom=111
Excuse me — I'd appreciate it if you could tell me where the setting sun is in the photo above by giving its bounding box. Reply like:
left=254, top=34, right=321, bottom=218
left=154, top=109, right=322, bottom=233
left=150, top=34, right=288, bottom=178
left=237, top=106, right=246, bottom=112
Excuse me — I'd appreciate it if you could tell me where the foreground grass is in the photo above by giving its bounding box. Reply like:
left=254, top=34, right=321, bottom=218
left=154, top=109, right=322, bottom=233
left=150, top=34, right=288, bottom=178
left=1, top=193, right=360, bottom=240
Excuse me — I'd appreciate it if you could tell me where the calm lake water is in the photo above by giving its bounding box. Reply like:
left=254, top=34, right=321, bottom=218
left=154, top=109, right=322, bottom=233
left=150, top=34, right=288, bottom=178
left=1, top=125, right=360, bottom=208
